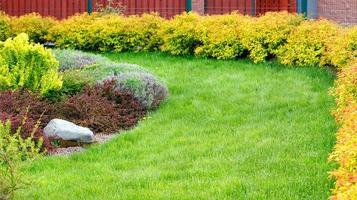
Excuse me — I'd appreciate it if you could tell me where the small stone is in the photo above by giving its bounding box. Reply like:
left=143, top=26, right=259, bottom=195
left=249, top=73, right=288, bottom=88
left=44, top=119, right=94, bottom=143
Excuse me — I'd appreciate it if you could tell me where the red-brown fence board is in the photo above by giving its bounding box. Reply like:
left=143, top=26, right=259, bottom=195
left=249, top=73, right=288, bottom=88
left=0, top=0, right=187, bottom=19
left=206, top=0, right=297, bottom=15
left=206, top=0, right=254, bottom=15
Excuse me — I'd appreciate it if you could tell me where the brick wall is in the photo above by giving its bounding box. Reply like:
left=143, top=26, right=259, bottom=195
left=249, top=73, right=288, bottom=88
left=191, top=0, right=205, bottom=15
left=318, top=0, right=357, bottom=25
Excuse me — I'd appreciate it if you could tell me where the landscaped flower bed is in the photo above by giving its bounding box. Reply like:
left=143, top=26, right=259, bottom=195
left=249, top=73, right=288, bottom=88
left=0, top=34, right=168, bottom=152
left=0, top=10, right=356, bottom=199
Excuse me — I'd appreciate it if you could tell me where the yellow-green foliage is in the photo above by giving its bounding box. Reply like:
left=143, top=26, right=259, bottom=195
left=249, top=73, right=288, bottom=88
left=329, top=62, right=357, bottom=200
left=0, top=118, right=43, bottom=200
left=160, top=12, right=202, bottom=56
left=0, top=33, right=62, bottom=95
left=0, top=12, right=11, bottom=41
left=48, top=13, right=164, bottom=52
left=97, top=13, right=164, bottom=52
left=278, top=20, right=338, bottom=67
left=241, top=12, right=304, bottom=63
left=327, top=27, right=357, bottom=69
left=195, top=13, right=250, bottom=60
left=47, top=13, right=98, bottom=50
left=10, top=13, right=57, bottom=44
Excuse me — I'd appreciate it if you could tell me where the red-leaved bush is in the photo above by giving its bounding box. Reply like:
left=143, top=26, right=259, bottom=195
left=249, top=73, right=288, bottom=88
left=0, top=90, right=54, bottom=149
left=58, top=80, right=145, bottom=134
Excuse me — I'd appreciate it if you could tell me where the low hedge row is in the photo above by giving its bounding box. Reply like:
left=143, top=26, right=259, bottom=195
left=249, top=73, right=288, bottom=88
left=3, top=11, right=357, bottom=70
left=329, top=62, right=357, bottom=200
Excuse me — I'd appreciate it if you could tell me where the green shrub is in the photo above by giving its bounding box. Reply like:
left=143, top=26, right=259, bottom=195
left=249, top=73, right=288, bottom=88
left=160, top=12, right=202, bottom=56
left=0, top=12, right=11, bottom=41
left=0, top=33, right=62, bottom=95
left=278, top=19, right=338, bottom=67
left=241, top=12, right=304, bottom=63
left=0, top=118, right=43, bottom=200
left=10, top=13, right=57, bottom=43
left=195, top=13, right=249, bottom=60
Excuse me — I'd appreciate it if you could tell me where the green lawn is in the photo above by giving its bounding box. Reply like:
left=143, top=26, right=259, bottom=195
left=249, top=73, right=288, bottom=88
left=18, top=53, right=336, bottom=199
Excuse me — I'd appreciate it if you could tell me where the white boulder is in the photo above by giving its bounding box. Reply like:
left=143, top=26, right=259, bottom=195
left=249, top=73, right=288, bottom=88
left=44, top=119, right=94, bottom=143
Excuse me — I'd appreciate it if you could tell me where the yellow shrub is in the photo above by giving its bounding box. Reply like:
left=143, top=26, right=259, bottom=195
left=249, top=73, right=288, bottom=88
left=0, top=12, right=11, bottom=41
left=195, top=13, right=251, bottom=60
left=278, top=19, right=338, bottom=67
left=327, top=27, right=357, bottom=69
left=160, top=12, right=202, bottom=56
left=47, top=13, right=99, bottom=50
left=10, top=13, right=57, bottom=43
left=0, top=33, right=62, bottom=95
left=329, top=62, right=357, bottom=200
left=241, top=12, right=304, bottom=63
left=98, top=13, right=164, bottom=52
left=48, top=13, right=163, bottom=52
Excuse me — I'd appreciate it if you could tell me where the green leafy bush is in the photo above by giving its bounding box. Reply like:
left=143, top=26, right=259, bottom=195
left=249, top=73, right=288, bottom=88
left=241, top=12, right=304, bottom=63
left=0, top=33, right=62, bottom=95
left=195, top=13, right=249, bottom=60
left=0, top=118, right=43, bottom=200
left=160, top=12, right=202, bottom=56
left=10, top=13, right=57, bottom=43
left=277, top=20, right=338, bottom=67
left=0, top=12, right=11, bottom=41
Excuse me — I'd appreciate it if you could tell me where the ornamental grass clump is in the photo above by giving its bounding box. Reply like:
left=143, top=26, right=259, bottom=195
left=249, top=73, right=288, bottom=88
left=0, top=33, right=62, bottom=95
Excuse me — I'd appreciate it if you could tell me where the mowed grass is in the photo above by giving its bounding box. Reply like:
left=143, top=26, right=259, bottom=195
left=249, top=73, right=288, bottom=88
left=18, top=53, right=336, bottom=199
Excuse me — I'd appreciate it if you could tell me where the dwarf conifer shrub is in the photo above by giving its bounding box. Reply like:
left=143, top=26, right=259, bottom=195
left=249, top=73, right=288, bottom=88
left=0, top=33, right=62, bottom=95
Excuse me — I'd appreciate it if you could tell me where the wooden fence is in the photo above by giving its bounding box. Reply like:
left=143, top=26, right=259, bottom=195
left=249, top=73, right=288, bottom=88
left=0, top=0, right=297, bottom=19
left=205, top=0, right=296, bottom=15
left=0, top=0, right=187, bottom=19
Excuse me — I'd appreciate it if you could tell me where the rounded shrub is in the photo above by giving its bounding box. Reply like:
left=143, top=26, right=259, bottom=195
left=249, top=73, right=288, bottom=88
left=102, top=72, right=168, bottom=110
left=195, top=13, right=249, bottom=60
left=160, top=12, right=202, bottom=56
left=10, top=13, right=57, bottom=43
left=0, top=33, right=62, bottom=95
left=327, top=27, right=357, bottom=69
left=277, top=19, right=338, bottom=67
left=0, top=12, right=11, bottom=41
left=241, top=12, right=304, bottom=63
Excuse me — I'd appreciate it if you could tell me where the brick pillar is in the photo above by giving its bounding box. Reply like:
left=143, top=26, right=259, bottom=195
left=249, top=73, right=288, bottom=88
left=191, top=0, right=205, bottom=15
